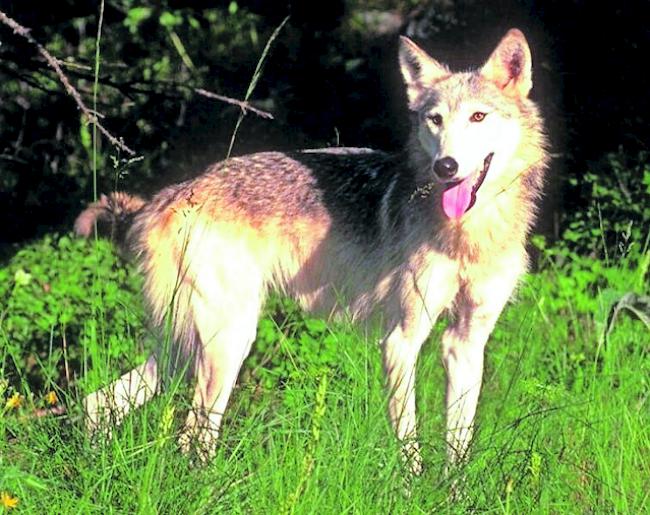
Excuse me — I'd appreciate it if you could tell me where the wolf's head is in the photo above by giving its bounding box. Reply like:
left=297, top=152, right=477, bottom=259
left=399, top=29, right=538, bottom=219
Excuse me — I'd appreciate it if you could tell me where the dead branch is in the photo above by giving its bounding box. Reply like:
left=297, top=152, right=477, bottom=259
left=0, top=9, right=276, bottom=159
left=194, top=88, right=274, bottom=119
left=0, top=9, right=136, bottom=156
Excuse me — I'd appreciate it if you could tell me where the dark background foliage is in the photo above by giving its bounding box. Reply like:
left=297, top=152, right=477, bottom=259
left=0, top=0, right=648, bottom=253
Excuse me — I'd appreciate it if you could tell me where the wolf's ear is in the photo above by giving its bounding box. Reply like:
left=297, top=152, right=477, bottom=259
left=480, top=29, right=532, bottom=98
left=399, top=36, right=449, bottom=109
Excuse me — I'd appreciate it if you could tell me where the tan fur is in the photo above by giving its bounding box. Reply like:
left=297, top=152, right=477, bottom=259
left=77, top=29, right=549, bottom=475
left=74, top=192, right=146, bottom=240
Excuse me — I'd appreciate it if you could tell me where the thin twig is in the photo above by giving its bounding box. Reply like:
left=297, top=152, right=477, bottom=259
left=0, top=9, right=136, bottom=156
left=3, top=56, right=274, bottom=120
left=93, top=0, right=106, bottom=202
left=194, top=88, right=274, bottom=119
left=227, top=15, right=289, bottom=158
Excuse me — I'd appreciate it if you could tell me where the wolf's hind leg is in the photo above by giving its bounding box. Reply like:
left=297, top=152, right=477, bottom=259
left=178, top=293, right=260, bottom=461
left=84, top=354, right=160, bottom=435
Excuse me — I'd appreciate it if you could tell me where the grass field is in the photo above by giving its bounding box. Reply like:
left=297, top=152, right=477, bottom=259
left=1, top=235, right=648, bottom=513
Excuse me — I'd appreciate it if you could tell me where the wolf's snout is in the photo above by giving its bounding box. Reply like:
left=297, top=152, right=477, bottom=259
left=433, top=157, right=459, bottom=179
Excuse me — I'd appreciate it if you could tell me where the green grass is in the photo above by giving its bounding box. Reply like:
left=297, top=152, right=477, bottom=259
left=1, top=241, right=648, bottom=513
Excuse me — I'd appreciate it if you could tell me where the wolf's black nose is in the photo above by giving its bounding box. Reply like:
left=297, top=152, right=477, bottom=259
left=433, top=157, right=459, bottom=179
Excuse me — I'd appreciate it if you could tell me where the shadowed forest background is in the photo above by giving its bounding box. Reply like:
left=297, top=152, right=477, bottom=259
left=0, top=0, right=648, bottom=250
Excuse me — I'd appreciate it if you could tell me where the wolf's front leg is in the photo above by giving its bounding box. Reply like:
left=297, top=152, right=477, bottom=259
left=383, top=325, right=427, bottom=474
left=441, top=323, right=488, bottom=463
left=383, top=258, right=459, bottom=473
left=442, top=272, right=520, bottom=464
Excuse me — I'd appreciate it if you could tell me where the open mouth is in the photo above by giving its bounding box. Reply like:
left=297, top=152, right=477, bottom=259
left=441, top=152, right=494, bottom=219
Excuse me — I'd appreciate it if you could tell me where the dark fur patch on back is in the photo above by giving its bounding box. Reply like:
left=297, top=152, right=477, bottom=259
left=288, top=150, right=403, bottom=241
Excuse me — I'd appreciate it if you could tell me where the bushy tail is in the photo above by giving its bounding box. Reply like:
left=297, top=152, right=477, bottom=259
left=74, top=192, right=146, bottom=247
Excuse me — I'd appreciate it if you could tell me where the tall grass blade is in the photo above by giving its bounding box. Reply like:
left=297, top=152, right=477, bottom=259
left=226, top=15, right=289, bottom=159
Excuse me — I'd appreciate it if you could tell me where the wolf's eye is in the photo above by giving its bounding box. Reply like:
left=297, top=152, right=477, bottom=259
left=427, top=113, right=443, bottom=126
left=470, top=112, right=486, bottom=122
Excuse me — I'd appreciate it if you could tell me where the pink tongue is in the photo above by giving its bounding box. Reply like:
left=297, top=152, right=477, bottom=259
left=442, top=176, right=473, bottom=219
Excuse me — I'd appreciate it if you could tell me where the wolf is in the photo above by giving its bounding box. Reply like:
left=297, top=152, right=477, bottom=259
left=75, top=29, right=547, bottom=472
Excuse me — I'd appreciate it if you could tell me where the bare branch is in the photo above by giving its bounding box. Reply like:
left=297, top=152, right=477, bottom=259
left=194, top=88, right=274, bottom=119
left=0, top=9, right=136, bottom=155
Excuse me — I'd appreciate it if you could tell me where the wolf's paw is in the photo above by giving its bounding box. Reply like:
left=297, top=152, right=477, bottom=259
left=444, top=459, right=471, bottom=504
left=83, top=390, right=115, bottom=441
left=178, top=425, right=218, bottom=464
left=401, top=440, right=423, bottom=476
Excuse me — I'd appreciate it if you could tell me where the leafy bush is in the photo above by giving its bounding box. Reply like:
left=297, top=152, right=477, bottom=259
left=528, top=148, right=649, bottom=324
left=531, top=238, right=647, bottom=317
left=560, top=148, right=650, bottom=262
left=244, top=296, right=363, bottom=410
left=0, top=235, right=145, bottom=391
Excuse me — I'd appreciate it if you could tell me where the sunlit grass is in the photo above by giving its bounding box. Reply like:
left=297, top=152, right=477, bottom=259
left=1, top=252, right=648, bottom=513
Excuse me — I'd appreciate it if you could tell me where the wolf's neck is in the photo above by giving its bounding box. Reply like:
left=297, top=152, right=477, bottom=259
left=448, top=163, right=544, bottom=259
left=397, top=163, right=541, bottom=262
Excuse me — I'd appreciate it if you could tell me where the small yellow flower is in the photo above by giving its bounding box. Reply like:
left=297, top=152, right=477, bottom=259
left=5, top=393, right=22, bottom=410
left=45, top=391, right=58, bottom=406
left=0, top=491, right=19, bottom=510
